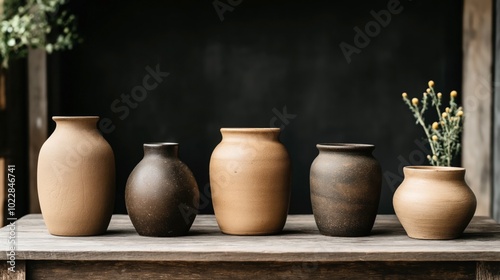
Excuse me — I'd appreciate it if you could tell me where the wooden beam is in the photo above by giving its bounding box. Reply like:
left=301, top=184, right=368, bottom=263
left=477, top=262, right=500, bottom=280
left=0, top=0, right=5, bottom=226
left=493, top=0, right=500, bottom=223
left=0, top=0, right=5, bottom=110
left=28, top=49, right=47, bottom=214
left=462, top=0, right=493, bottom=217
left=0, top=260, right=26, bottom=280
left=26, top=261, right=477, bottom=280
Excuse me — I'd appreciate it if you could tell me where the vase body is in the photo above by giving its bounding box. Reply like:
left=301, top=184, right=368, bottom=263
left=37, top=116, right=115, bottom=236
left=393, top=166, right=476, bottom=240
left=310, top=143, right=381, bottom=237
left=209, top=128, right=291, bottom=235
left=125, top=143, right=199, bottom=237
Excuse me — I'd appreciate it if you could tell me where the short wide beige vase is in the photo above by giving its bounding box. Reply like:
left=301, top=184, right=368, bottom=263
left=37, top=116, right=115, bottom=236
left=393, top=166, right=476, bottom=240
left=209, top=128, right=291, bottom=235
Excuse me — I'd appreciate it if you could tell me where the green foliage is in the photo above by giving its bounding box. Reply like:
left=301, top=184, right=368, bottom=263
left=402, top=81, right=464, bottom=166
left=0, top=0, right=80, bottom=68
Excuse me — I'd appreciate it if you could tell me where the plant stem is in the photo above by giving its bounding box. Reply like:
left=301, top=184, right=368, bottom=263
left=415, top=112, right=438, bottom=163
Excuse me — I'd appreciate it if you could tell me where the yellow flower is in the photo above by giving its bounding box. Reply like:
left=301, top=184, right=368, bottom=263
left=432, top=122, right=439, bottom=130
left=437, top=92, right=442, bottom=99
left=427, top=155, right=432, bottom=160
left=426, top=88, right=431, bottom=93
left=428, top=80, right=435, bottom=88
left=442, top=112, right=448, bottom=118
left=451, top=90, right=458, bottom=98
left=432, top=155, right=438, bottom=161
left=445, top=107, right=450, bottom=113
left=402, top=92, right=407, bottom=99
left=432, top=135, right=438, bottom=142
left=412, top=98, right=419, bottom=106
left=457, top=111, right=464, bottom=117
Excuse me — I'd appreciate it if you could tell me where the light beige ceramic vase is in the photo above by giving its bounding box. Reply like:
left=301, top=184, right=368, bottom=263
left=209, top=128, right=291, bottom=235
left=393, top=166, right=476, bottom=240
left=37, top=116, right=115, bottom=236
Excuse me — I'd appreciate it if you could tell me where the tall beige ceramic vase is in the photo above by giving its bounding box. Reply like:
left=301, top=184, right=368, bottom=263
left=37, top=116, right=115, bottom=236
left=209, top=128, right=291, bottom=235
left=393, top=166, right=476, bottom=240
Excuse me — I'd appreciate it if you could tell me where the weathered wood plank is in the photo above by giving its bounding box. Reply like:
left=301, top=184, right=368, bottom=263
left=0, top=215, right=499, bottom=262
left=27, top=48, right=46, bottom=214
left=477, top=262, right=500, bottom=280
left=493, top=0, right=500, bottom=224
left=0, top=260, right=26, bottom=280
left=463, top=0, right=493, bottom=217
left=26, top=261, right=476, bottom=280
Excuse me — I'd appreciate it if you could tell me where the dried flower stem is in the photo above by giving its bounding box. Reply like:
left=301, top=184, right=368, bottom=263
left=402, top=81, right=463, bottom=166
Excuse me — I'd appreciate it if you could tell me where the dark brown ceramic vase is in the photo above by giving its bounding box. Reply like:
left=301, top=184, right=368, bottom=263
left=310, top=143, right=381, bottom=237
left=125, top=143, right=199, bottom=237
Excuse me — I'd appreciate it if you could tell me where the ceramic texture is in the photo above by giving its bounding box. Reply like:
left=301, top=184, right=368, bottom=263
left=310, top=143, right=382, bottom=237
left=209, top=128, right=291, bottom=235
left=37, top=116, right=115, bottom=236
left=125, top=143, right=199, bottom=237
left=393, top=166, right=477, bottom=240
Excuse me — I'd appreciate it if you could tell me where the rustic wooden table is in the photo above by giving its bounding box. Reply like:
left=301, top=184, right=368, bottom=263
left=0, top=214, right=499, bottom=279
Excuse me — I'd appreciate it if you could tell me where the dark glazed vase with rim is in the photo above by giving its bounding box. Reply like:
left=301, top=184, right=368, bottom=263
left=125, top=142, right=199, bottom=237
left=310, top=143, right=381, bottom=237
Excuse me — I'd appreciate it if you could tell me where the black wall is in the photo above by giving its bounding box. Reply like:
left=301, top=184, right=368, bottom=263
left=1, top=60, right=29, bottom=223
left=48, top=0, right=463, bottom=214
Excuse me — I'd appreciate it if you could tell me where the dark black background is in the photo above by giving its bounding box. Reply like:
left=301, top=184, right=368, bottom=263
left=41, top=0, right=463, bottom=215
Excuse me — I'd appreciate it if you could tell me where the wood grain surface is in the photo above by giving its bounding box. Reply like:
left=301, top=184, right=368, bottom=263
left=25, top=260, right=478, bottom=280
left=27, top=48, right=47, bottom=214
left=0, top=215, right=499, bottom=263
left=462, top=0, right=493, bottom=217
left=0, top=261, right=25, bottom=280
left=493, top=0, right=500, bottom=224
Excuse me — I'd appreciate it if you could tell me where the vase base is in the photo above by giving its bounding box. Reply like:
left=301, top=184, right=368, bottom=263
left=406, top=232, right=462, bottom=240
left=220, top=229, right=283, bottom=236
left=318, top=230, right=372, bottom=237
left=48, top=229, right=108, bottom=237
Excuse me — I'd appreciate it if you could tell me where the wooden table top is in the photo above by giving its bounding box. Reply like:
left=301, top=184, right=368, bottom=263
left=1, top=215, right=499, bottom=262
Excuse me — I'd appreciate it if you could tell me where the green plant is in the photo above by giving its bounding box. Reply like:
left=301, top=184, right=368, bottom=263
left=402, top=80, right=464, bottom=166
left=0, top=0, right=80, bottom=68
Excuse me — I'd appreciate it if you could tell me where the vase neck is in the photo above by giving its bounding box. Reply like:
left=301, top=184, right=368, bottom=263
left=143, top=143, right=179, bottom=158
left=53, top=116, right=99, bottom=131
left=403, top=166, right=466, bottom=181
left=317, top=143, right=375, bottom=155
left=220, top=128, right=281, bottom=142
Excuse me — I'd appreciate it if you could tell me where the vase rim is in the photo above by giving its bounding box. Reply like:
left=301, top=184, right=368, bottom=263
left=144, top=142, right=179, bottom=147
left=220, top=128, right=281, bottom=132
left=52, top=116, right=99, bottom=120
left=403, top=166, right=465, bottom=172
left=317, top=143, right=374, bottom=150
